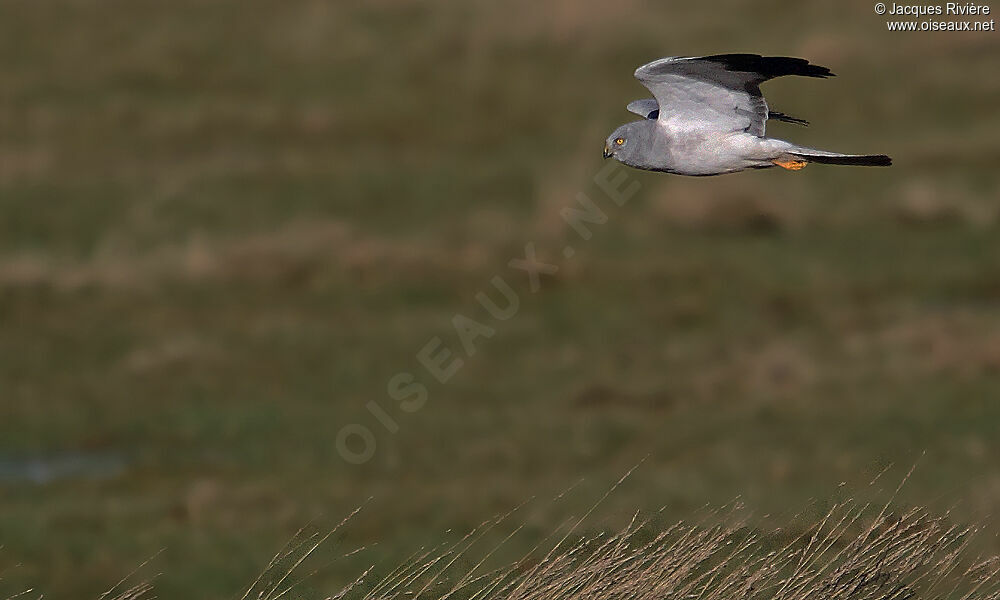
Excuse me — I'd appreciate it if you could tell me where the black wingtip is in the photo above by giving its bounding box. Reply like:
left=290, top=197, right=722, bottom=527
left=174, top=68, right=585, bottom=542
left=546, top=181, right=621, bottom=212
left=704, top=53, right=835, bottom=79
left=768, top=111, right=810, bottom=126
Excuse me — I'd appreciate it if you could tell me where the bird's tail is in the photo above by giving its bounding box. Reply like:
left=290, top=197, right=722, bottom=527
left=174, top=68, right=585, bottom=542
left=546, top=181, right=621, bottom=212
left=787, top=146, right=892, bottom=167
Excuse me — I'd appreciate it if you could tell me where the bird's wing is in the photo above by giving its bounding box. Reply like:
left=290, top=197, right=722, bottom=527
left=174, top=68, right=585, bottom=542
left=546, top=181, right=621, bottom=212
left=629, top=98, right=810, bottom=126
left=626, top=98, right=660, bottom=119
left=633, top=54, right=832, bottom=137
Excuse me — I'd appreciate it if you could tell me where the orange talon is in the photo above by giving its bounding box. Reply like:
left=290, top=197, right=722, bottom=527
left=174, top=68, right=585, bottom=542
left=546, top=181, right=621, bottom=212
left=772, top=158, right=808, bottom=170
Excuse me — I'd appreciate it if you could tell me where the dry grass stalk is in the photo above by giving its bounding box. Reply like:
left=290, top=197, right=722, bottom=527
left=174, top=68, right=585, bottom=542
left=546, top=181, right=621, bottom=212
left=6, top=497, right=998, bottom=600
left=328, top=499, right=999, bottom=600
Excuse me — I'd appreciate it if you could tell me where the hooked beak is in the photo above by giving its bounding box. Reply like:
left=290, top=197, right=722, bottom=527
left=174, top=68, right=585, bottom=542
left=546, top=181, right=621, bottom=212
left=603, top=144, right=613, bottom=159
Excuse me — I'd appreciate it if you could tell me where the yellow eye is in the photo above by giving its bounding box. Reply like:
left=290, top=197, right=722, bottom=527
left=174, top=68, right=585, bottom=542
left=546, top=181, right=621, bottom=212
left=615, top=137, right=625, bottom=146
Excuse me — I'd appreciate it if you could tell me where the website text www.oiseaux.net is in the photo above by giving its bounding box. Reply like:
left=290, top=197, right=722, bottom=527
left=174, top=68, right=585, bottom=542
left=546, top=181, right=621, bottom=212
left=875, top=2, right=996, bottom=30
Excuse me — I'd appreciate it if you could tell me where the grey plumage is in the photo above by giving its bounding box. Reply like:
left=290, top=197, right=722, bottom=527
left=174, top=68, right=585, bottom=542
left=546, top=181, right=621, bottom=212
left=625, top=98, right=660, bottom=120
left=627, top=97, right=809, bottom=126
left=604, top=54, right=891, bottom=176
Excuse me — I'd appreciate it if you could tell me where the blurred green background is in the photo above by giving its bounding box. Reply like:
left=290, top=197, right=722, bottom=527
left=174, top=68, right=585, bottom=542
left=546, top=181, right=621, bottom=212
left=1, top=0, right=999, bottom=597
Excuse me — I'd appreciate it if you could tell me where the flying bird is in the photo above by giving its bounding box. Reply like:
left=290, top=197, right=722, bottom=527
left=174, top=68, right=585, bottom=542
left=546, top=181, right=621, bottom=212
left=603, top=54, right=892, bottom=176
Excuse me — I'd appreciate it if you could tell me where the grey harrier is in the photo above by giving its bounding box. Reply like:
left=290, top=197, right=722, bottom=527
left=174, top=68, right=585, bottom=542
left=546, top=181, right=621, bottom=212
left=604, top=54, right=891, bottom=176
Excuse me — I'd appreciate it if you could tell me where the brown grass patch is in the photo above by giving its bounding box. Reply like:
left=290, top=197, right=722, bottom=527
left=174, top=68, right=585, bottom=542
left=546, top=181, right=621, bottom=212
left=0, top=219, right=498, bottom=292
left=650, top=179, right=806, bottom=234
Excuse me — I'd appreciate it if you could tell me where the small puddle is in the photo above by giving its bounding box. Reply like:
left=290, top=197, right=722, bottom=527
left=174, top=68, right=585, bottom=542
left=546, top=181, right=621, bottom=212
left=0, top=452, right=127, bottom=485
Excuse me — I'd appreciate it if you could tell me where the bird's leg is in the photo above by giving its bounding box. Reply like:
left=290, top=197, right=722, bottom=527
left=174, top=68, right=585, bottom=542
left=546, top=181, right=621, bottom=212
left=772, top=157, right=808, bottom=170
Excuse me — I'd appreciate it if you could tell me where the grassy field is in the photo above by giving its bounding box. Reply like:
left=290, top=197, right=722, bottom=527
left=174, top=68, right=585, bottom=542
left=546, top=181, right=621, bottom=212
left=1, top=0, right=999, bottom=597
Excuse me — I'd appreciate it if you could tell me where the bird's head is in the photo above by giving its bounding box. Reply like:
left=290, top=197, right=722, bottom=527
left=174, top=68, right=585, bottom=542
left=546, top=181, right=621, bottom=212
left=603, top=122, right=645, bottom=162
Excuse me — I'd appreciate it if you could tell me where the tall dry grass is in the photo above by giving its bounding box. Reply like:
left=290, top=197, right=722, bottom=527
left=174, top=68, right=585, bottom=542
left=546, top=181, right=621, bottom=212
left=10, top=491, right=999, bottom=600
left=237, top=491, right=999, bottom=600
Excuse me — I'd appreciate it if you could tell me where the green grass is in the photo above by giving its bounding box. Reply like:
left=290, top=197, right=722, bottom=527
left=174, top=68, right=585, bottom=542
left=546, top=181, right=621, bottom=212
left=1, top=1, right=1000, bottom=598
